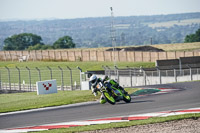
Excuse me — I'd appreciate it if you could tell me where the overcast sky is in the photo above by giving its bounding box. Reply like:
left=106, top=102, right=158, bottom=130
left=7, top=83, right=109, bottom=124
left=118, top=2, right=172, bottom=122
left=0, top=0, right=200, bottom=20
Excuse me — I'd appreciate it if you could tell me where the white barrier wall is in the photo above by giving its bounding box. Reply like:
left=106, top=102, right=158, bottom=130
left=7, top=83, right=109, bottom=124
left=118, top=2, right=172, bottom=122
left=92, top=73, right=200, bottom=87
left=81, top=81, right=90, bottom=90
left=36, top=80, right=57, bottom=95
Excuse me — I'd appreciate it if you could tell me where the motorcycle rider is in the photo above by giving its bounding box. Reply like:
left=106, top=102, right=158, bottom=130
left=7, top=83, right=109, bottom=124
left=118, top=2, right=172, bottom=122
left=89, top=75, right=128, bottom=104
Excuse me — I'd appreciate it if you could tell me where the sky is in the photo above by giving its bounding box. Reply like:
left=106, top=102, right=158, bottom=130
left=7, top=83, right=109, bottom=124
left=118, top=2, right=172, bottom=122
left=0, top=0, right=200, bottom=20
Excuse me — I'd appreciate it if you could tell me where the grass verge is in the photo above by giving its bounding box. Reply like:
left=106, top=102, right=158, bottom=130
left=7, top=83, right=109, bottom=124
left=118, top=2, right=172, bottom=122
left=0, top=61, right=155, bottom=71
left=0, top=88, right=137, bottom=113
left=35, top=113, right=200, bottom=133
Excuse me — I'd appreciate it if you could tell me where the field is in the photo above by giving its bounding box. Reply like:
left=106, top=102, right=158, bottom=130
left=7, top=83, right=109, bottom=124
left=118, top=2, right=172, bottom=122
left=0, top=61, right=155, bottom=71
left=148, top=18, right=200, bottom=28
left=106, top=18, right=200, bottom=29
left=59, top=42, right=200, bottom=52
left=152, top=42, right=200, bottom=52
left=118, top=42, right=200, bottom=52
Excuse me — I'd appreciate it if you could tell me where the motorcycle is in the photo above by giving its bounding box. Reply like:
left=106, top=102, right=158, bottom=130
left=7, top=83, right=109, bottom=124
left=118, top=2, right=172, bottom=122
left=94, top=81, right=131, bottom=105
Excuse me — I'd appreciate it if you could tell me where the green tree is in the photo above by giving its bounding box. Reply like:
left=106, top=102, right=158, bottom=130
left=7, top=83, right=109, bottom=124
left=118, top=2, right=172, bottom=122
left=3, top=33, right=43, bottom=50
left=27, top=44, right=53, bottom=50
left=184, top=28, right=200, bottom=43
left=53, top=36, right=75, bottom=49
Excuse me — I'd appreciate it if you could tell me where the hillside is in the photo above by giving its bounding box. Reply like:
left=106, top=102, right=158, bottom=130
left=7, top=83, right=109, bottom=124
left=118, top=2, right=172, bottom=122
left=0, top=12, right=200, bottom=50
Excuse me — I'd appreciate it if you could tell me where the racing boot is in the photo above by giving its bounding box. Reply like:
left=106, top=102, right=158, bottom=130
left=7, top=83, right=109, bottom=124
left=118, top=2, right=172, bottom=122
left=119, top=86, right=128, bottom=95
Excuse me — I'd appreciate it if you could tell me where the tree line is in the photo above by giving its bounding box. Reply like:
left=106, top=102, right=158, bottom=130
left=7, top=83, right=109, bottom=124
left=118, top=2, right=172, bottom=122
left=184, top=28, right=200, bottom=43
left=1, top=12, right=200, bottom=50
left=3, top=33, right=75, bottom=50
left=3, top=28, right=200, bottom=51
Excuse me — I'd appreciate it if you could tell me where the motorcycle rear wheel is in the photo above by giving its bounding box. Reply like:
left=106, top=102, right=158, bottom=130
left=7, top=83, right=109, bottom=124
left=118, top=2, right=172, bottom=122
left=102, top=91, right=116, bottom=105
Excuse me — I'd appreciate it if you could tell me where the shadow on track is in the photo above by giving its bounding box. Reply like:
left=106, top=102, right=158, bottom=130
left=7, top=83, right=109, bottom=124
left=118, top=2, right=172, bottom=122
left=114, top=100, right=155, bottom=105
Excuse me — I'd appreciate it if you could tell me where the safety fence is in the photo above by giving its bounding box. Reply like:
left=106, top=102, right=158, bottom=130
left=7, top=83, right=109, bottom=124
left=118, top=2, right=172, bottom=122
left=0, top=66, right=83, bottom=92
left=1, top=65, right=200, bottom=92
left=102, top=65, right=200, bottom=87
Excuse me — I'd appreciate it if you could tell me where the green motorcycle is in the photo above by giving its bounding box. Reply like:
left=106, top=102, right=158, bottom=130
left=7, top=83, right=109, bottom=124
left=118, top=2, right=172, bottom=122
left=95, top=82, right=131, bottom=105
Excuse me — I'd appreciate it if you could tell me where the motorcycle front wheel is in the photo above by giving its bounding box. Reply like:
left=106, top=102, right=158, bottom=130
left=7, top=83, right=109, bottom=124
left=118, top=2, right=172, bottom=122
left=102, top=91, right=116, bottom=105
left=123, top=94, right=131, bottom=103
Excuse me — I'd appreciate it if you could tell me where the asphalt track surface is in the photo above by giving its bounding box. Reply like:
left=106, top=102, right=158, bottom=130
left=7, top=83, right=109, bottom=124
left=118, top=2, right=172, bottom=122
left=0, top=81, right=200, bottom=129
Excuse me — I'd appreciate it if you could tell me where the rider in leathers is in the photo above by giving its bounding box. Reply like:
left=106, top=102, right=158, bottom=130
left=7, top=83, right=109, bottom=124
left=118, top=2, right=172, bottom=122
left=89, top=75, right=127, bottom=104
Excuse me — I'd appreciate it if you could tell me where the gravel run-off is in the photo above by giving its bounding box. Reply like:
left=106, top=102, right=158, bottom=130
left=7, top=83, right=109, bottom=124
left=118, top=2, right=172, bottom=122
left=82, top=118, right=200, bottom=133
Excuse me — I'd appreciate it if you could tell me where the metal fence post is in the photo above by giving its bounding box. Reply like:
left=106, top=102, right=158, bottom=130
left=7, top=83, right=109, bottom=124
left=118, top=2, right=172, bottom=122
left=114, top=66, right=119, bottom=82
left=5, top=66, right=11, bottom=90
left=130, top=68, right=133, bottom=87
left=67, top=66, right=73, bottom=90
left=47, top=66, right=52, bottom=80
left=102, top=65, right=107, bottom=76
left=179, top=58, right=182, bottom=76
left=16, top=67, right=21, bottom=91
left=159, top=69, right=161, bottom=84
left=170, top=66, right=177, bottom=83
left=173, top=68, right=177, bottom=83
left=134, top=68, right=138, bottom=86
left=156, top=67, right=161, bottom=84
left=106, top=66, right=111, bottom=78
left=58, top=66, right=64, bottom=91
left=26, top=66, right=32, bottom=91
left=187, top=65, right=193, bottom=81
left=77, top=66, right=82, bottom=90
left=127, top=66, right=133, bottom=87
left=141, top=67, right=146, bottom=86
left=36, top=67, right=41, bottom=81
left=144, top=70, right=147, bottom=86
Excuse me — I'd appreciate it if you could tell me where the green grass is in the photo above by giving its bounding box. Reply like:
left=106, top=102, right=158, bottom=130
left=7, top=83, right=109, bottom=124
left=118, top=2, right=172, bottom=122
left=0, top=90, right=98, bottom=113
left=0, top=61, right=154, bottom=86
left=35, top=113, right=200, bottom=133
left=0, top=61, right=155, bottom=71
left=0, top=88, right=138, bottom=113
